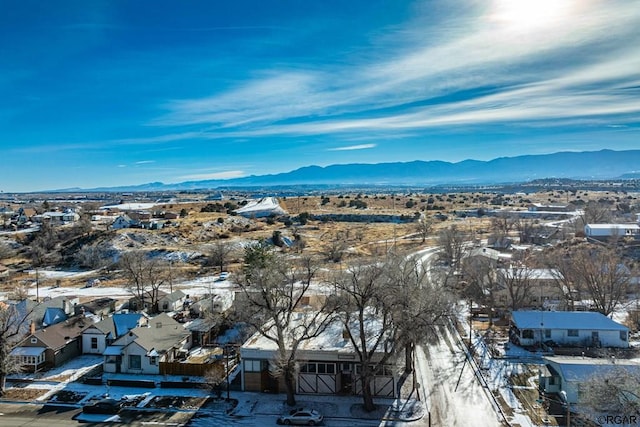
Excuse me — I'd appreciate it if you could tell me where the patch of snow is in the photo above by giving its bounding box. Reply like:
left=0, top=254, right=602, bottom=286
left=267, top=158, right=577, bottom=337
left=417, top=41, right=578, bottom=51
left=25, top=269, right=99, bottom=279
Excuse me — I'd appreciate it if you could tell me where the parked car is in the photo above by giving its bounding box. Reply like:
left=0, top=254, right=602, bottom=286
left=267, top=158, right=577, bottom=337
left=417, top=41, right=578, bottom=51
left=216, top=272, right=229, bottom=281
left=82, top=398, right=122, bottom=414
left=277, top=408, right=323, bottom=425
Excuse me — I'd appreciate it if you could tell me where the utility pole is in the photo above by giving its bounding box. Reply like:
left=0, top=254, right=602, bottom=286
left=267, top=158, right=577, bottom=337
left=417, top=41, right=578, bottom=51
left=226, top=344, right=230, bottom=400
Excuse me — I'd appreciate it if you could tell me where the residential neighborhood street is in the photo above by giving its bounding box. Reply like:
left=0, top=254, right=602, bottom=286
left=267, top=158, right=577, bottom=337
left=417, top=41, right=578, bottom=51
left=416, top=323, right=504, bottom=427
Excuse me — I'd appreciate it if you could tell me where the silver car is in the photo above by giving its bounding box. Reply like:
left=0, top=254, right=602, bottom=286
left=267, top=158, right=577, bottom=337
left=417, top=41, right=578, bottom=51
left=277, top=408, right=323, bottom=425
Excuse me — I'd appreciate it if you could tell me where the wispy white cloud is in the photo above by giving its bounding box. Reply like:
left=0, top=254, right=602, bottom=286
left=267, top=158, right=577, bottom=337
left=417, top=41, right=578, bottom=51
left=46, top=0, right=638, bottom=152
left=134, top=160, right=155, bottom=164
left=329, top=144, right=376, bottom=151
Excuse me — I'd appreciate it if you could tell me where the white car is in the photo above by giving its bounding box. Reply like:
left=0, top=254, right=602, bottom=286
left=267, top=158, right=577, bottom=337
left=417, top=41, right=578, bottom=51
left=277, top=408, right=323, bottom=425
left=217, top=272, right=229, bottom=281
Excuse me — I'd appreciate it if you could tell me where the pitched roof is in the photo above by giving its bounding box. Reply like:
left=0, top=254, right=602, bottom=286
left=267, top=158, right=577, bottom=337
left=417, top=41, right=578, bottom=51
left=545, top=356, right=640, bottom=382
left=42, top=307, right=68, bottom=327
left=113, top=313, right=145, bottom=337
left=89, top=313, right=145, bottom=338
left=28, top=315, right=89, bottom=350
left=512, top=311, right=628, bottom=331
left=119, top=313, right=189, bottom=353
left=160, top=290, right=186, bottom=304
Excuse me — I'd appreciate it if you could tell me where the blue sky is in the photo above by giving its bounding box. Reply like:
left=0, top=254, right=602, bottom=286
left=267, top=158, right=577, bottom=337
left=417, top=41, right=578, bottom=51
left=2, top=0, right=639, bottom=192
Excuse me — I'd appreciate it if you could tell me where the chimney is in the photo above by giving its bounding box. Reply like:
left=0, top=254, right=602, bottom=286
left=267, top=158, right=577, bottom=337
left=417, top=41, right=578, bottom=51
left=30, top=320, right=36, bottom=335
left=342, top=329, right=350, bottom=340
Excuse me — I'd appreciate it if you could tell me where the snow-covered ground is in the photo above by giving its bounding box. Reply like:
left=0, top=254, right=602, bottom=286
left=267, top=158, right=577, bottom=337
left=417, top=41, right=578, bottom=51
left=27, top=272, right=235, bottom=300
left=417, top=322, right=506, bottom=427
left=25, top=268, right=100, bottom=279
left=100, top=202, right=158, bottom=210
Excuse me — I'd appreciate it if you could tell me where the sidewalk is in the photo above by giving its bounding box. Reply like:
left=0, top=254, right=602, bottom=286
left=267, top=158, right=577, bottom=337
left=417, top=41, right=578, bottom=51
left=230, top=367, right=426, bottom=423
left=231, top=391, right=425, bottom=422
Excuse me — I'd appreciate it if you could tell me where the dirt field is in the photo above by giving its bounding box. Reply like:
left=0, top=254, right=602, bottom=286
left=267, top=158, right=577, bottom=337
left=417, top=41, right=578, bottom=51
left=1, top=189, right=636, bottom=295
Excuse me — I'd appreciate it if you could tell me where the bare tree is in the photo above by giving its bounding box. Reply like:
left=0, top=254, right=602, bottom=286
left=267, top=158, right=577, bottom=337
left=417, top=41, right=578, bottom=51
left=384, top=252, right=456, bottom=374
left=203, top=365, right=226, bottom=399
left=332, top=261, right=389, bottom=412
left=498, top=266, right=534, bottom=311
left=0, top=303, right=33, bottom=395
left=74, top=244, right=114, bottom=270
left=582, top=200, right=613, bottom=224
left=460, top=255, right=499, bottom=326
left=29, top=231, right=61, bottom=302
left=208, top=240, right=235, bottom=272
left=569, top=245, right=631, bottom=316
left=322, top=232, right=349, bottom=263
left=415, top=215, right=434, bottom=243
left=119, top=251, right=168, bottom=314
left=437, top=225, right=467, bottom=269
left=542, top=247, right=581, bottom=311
left=580, top=367, right=640, bottom=419
left=238, top=244, right=337, bottom=407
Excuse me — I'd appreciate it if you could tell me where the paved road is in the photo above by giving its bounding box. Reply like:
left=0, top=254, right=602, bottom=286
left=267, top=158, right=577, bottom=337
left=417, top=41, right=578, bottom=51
left=0, top=403, right=194, bottom=427
left=415, top=323, right=505, bottom=427
left=0, top=404, right=81, bottom=427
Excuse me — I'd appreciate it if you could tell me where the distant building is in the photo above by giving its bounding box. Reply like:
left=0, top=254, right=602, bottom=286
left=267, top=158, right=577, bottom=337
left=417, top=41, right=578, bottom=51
left=527, top=203, right=573, bottom=213
left=584, top=223, right=640, bottom=239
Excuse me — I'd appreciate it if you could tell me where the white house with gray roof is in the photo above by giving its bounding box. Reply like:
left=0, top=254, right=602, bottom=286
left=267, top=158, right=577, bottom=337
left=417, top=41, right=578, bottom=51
left=103, top=313, right=191, bottom=375
left=81, top=313, right=147, bottom=355
left=510, top=310, right=629, bottom=348
left=539, top=356, right=640, bottom=404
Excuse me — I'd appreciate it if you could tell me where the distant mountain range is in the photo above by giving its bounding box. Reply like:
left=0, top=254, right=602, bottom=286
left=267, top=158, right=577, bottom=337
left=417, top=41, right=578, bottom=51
left=58, top=149, right=640, bottom=192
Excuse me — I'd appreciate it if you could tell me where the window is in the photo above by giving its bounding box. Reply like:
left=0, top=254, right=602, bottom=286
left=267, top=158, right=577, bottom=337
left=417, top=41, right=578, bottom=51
left=621, top=331, right=628, bottom=341
left=544, top=329, right=551, bottom=339
left=91, top=337, right=98, bottom=349
left=150, top=356, right=157, bottom=365
left=522, top=330, right=534, bottom=339
left=300, top=363, right=316, bottom=373
left=300, top=362, right=335, bottom=374
left=244, top=360, right=262, bottom=372
left=129, top=354, right=142, bottom=370
left=30, top=338, right=38, bottom=344
left=567, top=329, right=579, bottom=337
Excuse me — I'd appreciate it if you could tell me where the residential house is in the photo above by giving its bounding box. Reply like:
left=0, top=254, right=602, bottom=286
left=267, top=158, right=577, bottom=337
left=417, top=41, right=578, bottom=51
left=82, top=313, right=147, bottom=355
left=539, top=356, right=640, bottom=404
left=103, top=313, right=191, bottom=375
left=189, top=292, right=234, bottom=318
left=240, top=313, right=397, bottom=398
left=157, top=290, right=187, bottom=312
left=16, top=207, right=36, bottom=224
left=74, top=297, right=117, bottom=318
left=584, top=223, right=640, bottom=240
left=110, top=214, right=136, bottom=230
left=510, top=310, right=630, bottom=348
left=464, top=247, right=511, bottom=268
left=32, top=210, right=80, bottom=224
left=13, top=296, right=79, bottom=336
left=10, top=315, right=88, bottom=372
left=496, top=268, right=565, bottom=309
left=527, top=203, right=573, bottom=213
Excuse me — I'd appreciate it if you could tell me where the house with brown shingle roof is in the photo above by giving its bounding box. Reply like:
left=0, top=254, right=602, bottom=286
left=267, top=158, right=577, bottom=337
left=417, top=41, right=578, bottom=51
left=10, top=315, right=88, bottom=372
